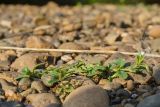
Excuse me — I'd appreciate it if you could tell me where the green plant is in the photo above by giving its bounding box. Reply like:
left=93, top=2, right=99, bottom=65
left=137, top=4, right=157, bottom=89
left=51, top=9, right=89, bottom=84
left=107, top=53, right=149, bottom=81
left=16, top=67, right=33, bottom=80
left=16, top=63, right=45, bottom=80
left=108, top=58, right=128, bottom=80
left=46, top=66, right=74, bottom=85
left=130, top=52, right=149, bottom=73
left=17, top=53, right=148, bottom=85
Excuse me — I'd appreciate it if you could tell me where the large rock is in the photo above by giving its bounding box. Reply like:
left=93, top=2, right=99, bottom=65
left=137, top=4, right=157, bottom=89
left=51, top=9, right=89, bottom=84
left=26, top=93, right=61, bottom=107
left=137, top=94, right=160, bottom=107
left=63, top=85, right=109, bottom=107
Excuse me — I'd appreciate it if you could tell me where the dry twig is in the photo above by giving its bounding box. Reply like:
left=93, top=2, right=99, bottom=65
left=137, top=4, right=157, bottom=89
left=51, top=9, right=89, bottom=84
left=0, top=46, right=160, bottom=58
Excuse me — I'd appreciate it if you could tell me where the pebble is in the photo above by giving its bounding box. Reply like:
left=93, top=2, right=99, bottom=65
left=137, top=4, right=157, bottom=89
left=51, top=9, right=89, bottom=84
left=153, top=66, right=160, bottom=84
left=61, top=55, right=72, bottom=62
left=18, top=78, right=31, bottom=91
left=58, top=42, right=84, bottom=50
left=25, top=36, right=52, bottom=48
left=127, top=80, right=134, bottom=91
left=148, top=25, right=160, bottom=38
left=99, top=79, right=121, bottom=90
left=26, top=93, right=61, bottom=107
left=41, top=74, right=54, bottom=87
left=128, top=72, right=151, bottom=84
left=31, top=80, right=47, bottom=93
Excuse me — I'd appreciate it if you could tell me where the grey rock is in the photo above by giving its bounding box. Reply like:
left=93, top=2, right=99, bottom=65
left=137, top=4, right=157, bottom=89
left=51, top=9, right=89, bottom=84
left=137, top=94, right=160, bottom=107
left=26, top=93, right=61, bottom=107
left=31, top=80, right=47, bottom=93
left=153, top=66, right=160, bottom=84
left=41, top=74, right=54, bottom=87
left=150, top=38, right=160, bottom=52
left=129, top=72, right=151, bottom=84
left=0, top=101, right=25, bottom=107
left=18, top=78, right=31, bottom=91
left=63, top=85, right=109, bottom=107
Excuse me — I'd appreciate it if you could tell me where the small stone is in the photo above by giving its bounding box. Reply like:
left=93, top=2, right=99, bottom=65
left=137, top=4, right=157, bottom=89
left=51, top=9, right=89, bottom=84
left=129, top=72, right=151, bottom=84
left=150, top=38, right=160, bottom=52
left=58, top=42, right=84, bottom=50
left=110, top=97, right=121, bottom=105
left=41, top=74, right=54, bottom=87
left=0, top=79, right=17, bottom=92
left=131, top=94, right=138, bottom=99
left=61, top=55, right=72, bottom=62
left=49, top=51, right=62, bottom=57
left=18, top=78, right=31, bottom=91
left=69, top=76, right=95, bottom=87
left=63, top=85, right=109, bottom=107
left=25, top=36, right=52, bottom=48
left=31, top=80, right=47, bottom=93
left=5, top=90, right=23, bottom=101
left=0, top=60, right=10, bottom=71
left=104, top=32, right=119, bottom=45
left=137, top=94, right=160, bottom=107
left=20, top=88, right=34, bottom=97
left=124, top=103, right=134, bottom=107
left=116, top=89, right=130, bottom=98
left=33, top=25, right=51, bottom=35
left=58, top=32, right=77, bottom=42
left=0, top=20, right=12, bottom=28
left=34, top=16, right=48, bottom=26
left=62, top=23, right=81, bottom=32
left=148, top=25, right=160, bottom=38
left=99, top=79, right=121, bottom=90
left=26, top=93, right=61, bottom=107
left=113, top=78, right=127, bottom=86
left=153, top=66, right=160, bottom=84
left=75, top=54, right=106, bottom=64
left=127, top=80, right=134, bottom=91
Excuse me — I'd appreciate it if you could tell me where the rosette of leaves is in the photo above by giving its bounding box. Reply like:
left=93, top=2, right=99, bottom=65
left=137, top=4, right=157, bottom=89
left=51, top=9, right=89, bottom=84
left=16, top=67, right=44, bottom=80
left=107, top=58, right=128, bottom=81
left=108, top=53, right=149, bottom=81
left=16, top=63, right=45, bottom=81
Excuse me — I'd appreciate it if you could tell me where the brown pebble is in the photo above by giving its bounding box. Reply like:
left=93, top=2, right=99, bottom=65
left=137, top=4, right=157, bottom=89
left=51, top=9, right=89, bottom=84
left=127, top=80, right=134, bottom=91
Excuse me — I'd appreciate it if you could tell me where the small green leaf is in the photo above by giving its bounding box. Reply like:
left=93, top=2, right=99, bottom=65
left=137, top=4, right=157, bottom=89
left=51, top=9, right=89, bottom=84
left=118, top=70, right=128, bottom=79
left=21, top=67, right=31, bottom=75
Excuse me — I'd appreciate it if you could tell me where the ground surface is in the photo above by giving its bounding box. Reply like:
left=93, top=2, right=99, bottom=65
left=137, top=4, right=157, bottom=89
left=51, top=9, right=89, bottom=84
left=0, top=2, right=160, bottom=107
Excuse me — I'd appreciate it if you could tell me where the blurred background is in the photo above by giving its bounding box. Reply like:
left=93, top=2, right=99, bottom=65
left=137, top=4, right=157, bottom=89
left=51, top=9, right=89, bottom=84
left=0, top=0, right=160, bottom=5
